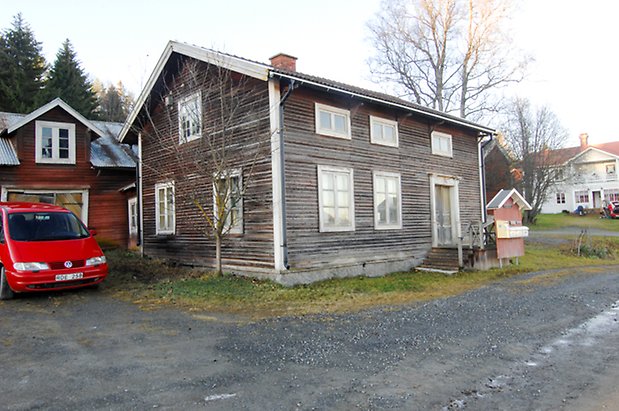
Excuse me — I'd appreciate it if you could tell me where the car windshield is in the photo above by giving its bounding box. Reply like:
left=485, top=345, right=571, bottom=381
left=8, top=212, right=90, bottom=241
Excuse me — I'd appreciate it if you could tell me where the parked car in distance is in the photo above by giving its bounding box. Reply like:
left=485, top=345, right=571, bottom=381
left=0, top=202, right=108, bottom=300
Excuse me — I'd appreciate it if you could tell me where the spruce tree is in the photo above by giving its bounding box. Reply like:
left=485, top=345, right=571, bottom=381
left=0, top=14, right=47, bottom=113
left=97, top=81, right=134, bottom=122
left=43, top=39, right=99, bottom=118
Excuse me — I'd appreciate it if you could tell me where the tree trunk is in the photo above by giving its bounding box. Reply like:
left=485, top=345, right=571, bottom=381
left=215, top=234, right=222, bottom=275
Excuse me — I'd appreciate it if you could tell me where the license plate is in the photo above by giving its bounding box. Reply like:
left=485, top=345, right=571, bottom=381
left=55, top=273, right=84, bottom=281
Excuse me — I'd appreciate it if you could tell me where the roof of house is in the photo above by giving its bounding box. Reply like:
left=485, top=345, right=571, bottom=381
left=487, top=188, right=531, bottom=211
left=546, top=141, right=619, bottom=166
left=0, top=99, right=136, bottom=168
left=120, top=41, right=495, bottom=143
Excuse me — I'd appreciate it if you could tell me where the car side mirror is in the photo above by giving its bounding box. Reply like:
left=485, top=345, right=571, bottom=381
left=89, top=228, right=97, bottom=237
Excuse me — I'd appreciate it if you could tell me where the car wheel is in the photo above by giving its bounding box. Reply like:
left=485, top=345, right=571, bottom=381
left=0, top=266, right=15, bottom=300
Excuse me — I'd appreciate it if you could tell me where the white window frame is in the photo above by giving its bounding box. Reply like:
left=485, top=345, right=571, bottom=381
left=178, top=91, right=202, bottom=144
left=128, top=197, right=138, bottom=235
left=213, top=169, right=243, bottom=235
left=606, top=164, right=616, bottom=175
left=431, top=131, right=453, bottom=157
left=373, top=171, right=402, bottom=230
left=317, top=165, right=355, bottom=232
left=315, top=103, right=351, bottom=139
left=35, top=121, right=76, bottom=164
left=574, top=190, right=589, bottom=204
left=155, top=182, right=175, bottom=235
left=556, top=192, right=566, bottom=204
left=370, top=116, right=399, bottom=147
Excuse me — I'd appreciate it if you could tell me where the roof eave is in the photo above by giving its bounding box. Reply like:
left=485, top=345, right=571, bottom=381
left=270, top=71, right=495, bottom=135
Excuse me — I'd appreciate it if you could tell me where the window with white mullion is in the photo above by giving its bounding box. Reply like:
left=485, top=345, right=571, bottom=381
left=35, top=121, right=76, bottom=164
left=318, top=166, right=355, bottom=232
left=155, top=182, right=175, bottom=234
left=431, top=131, right=453, bottom=157
left=370, top=116, right=398, bottom=147
left=373, top=171, right=402, bottom=229
left=213, top=170, right=243, bottom=234
left=178, top=92, right=202, bottom=143
left=315, top=103, right=351, bottom=139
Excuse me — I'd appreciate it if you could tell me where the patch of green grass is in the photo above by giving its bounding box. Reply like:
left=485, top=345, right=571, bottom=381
left=533, top=213, right=619, bottom=231
left=103, top=241, right=619, bottom=319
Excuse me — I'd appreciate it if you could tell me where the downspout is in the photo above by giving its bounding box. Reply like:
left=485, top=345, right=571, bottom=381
left=479, top=132, right=494, bottom=224
left=137, top=132, right=144, bottom=255
left=278, top=80, right=296, bottom=270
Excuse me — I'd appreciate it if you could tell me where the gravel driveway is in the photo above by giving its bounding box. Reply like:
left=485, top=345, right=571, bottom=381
left=2, top=265, right=619, bottom=410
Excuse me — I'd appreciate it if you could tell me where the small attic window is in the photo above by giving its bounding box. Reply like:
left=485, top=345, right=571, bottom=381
left=35, top=121, right=76, bottom=164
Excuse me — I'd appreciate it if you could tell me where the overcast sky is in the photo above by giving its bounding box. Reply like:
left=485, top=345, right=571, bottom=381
left=1, top=0, right=617, bottom=147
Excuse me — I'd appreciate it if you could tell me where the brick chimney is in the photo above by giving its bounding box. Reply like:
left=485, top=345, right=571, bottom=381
left=270, top=53, right=297, bottom=71
left=579, top=133, right=589, bottom=149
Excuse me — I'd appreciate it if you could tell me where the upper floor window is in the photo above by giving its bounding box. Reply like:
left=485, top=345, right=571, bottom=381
left=370, top=116, right=398, bottom=147
left=606, top=164, right=616, bottom=175
left=431, top=131, right=453, bottom=157
left=214, top=169, right=243, bottom=234
left=178, top=92, right=202, bottom=143
left=317, top=165, right=355, bottom=232
left=373, top=171, right=402, bottom=229
left=556, top=192, right=566, bottom=204
left=315, top=103, right=351, bottom=139
left=35, top=121, right=76, bottom=164
left=155, top=182, right=175, bottom=235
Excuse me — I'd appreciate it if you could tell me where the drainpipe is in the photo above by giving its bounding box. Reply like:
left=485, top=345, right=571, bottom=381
left=479, top=132, right=494, bottom=224
left=278, top=80, right=297, bottom=270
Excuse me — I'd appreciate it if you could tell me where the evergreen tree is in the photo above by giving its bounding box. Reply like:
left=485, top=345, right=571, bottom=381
left=97, top=81, right=134, bottom=122
left=43, top=39, right=99, bottom=118
left=0, top=13, right=47, bottom=113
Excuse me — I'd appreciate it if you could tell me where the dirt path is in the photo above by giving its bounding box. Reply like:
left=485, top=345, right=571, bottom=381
left=2, top=265, right=619, bottom=410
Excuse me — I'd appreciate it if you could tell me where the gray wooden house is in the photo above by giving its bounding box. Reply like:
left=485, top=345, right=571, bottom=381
left=120, top=41, right=495, bottom=284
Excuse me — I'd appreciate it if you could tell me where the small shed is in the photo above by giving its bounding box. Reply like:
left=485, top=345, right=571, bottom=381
left=487, top=188, right=532, bottom=265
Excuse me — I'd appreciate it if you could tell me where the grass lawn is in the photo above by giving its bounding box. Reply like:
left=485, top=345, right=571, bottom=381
left=103, top=236, right=619, bottom=319
left=533, top=212, right=619, bottom=231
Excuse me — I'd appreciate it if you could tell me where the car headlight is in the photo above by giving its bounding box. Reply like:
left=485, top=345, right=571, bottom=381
left=85, top=256, right=106, bottom=266
left=14, top=262, right=50, bottom=271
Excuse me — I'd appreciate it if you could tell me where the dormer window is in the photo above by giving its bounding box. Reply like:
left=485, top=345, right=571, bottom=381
left=35, top=121, right=76, bottom=164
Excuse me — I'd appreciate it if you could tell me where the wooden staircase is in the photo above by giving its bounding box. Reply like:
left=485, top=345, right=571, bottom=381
left=418, top=247, right=461, bottom=273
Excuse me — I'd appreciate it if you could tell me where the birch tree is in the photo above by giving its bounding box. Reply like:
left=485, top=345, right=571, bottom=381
left=367, top=0, right=529, bottom=119
left=501, top=98, right=568, bottom=223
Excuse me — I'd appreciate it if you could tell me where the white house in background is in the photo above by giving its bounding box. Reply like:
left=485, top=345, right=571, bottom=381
left=541, top=133, right=619, bottom=214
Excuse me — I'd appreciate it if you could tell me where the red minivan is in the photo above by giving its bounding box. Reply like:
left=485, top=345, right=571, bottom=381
left=0, top=202, right=108, bottom=300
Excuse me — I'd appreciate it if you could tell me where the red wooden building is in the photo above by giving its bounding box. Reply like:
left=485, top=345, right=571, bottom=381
left=0, top=98, right=137, bottom=247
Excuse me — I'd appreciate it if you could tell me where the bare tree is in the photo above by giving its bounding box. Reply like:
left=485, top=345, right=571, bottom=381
left=501, top=98, right=568, bottom=223
left=367, top=0, right=529, bottom=119
left=137, top=58, right=272, bottom=275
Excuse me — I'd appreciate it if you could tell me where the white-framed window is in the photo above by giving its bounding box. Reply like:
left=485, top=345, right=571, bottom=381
left=155, top=182, right=175, bottom=234
left=178, top=92, right=202, bottom=143
left=213, top=169, right=243, bottom=234
left=606, top=164, right=616, bottom=175
left=556, top=192, right=566, bottom=204
left=373, top=171, right=402, bottom=229
left=315, top=103, right=351, bottom=139
left=574, top=190, right=589, bottom=204
left=317, top=165, right=355, bottom=232
left=370, top=116, right=398, bottom=147
left=128, top=197, right=138, bottom=235
left=431, top=131, right=453, bottom=157
left=605, top=189, right=619, bottom=202
left=35, top=121, right=76, bottom=164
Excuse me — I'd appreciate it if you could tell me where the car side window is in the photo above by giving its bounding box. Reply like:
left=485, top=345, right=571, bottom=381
left=0, top=215, right=4, bottom=243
